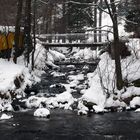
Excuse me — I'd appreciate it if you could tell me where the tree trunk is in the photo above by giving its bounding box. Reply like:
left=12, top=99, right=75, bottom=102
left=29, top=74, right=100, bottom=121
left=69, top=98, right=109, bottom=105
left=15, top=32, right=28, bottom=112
left=105, top=0, right=123, bottom=90
left=24, top=0, right=32, bottom=66
left=13, top=0, right=23, bottom=64
left=94, top=0, right=98, bottom=42
left=99, top=0, right=103, bottom=42
left=32, top=0, right=36, bottom=70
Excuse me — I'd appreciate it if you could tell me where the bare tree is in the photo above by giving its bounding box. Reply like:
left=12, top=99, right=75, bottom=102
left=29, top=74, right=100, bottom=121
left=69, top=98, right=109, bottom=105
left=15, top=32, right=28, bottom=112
left=105, top=0, right=123, bottom=90
left=32, top=0, right=37, bottom=70
left=94, top=0, right=98, bottom=42
left=13, top=0, right=23, bottom=63
left=24, top=0, right=32, bottom=66
left=99, top=0, right=103, bottom=42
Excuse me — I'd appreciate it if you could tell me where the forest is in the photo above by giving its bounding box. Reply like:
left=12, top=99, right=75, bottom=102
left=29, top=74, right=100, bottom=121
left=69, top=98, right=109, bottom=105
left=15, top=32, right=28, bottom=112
left=0, top=0, right=140, bottom=139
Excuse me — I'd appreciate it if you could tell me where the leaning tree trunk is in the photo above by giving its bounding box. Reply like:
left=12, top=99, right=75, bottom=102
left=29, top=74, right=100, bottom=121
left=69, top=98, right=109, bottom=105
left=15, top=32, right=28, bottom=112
left=13, top=0, right=23, bottom=64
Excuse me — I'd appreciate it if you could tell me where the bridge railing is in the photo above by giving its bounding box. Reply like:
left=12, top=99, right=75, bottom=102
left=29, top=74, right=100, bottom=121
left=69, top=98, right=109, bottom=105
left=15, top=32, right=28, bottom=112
left=38, top=33, right=108, bottom=44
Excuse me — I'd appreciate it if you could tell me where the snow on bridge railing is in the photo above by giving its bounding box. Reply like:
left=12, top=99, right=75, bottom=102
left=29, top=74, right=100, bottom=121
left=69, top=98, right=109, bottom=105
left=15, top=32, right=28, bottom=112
left=38, top=33, right=108, bottom=44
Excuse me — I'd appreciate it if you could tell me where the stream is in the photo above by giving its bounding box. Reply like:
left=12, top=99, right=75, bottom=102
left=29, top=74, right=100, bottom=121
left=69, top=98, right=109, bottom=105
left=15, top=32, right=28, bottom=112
left=1, top=62, right=140, bottom=140
left=0, top=110, right=140, bottom=140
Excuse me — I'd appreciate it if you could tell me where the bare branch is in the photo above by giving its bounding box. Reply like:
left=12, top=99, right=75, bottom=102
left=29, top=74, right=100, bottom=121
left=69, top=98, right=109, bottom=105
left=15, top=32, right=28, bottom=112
left=118, top=16, right=138, bottom=25
left=37, top=0, right=50, bottom=5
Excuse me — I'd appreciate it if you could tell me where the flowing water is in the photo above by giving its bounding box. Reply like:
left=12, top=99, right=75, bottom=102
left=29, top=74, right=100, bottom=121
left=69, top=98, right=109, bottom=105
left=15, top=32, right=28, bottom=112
left=1, top=63, right=140, bottom=140
left=0, top=110, right=140, bottom=140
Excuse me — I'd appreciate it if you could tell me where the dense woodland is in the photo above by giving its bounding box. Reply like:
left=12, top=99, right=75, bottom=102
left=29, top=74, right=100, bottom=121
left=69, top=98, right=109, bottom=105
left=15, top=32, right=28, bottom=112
left=0, top=0, right=140, bottom=90
left=0, top=0, right=139, bottom=34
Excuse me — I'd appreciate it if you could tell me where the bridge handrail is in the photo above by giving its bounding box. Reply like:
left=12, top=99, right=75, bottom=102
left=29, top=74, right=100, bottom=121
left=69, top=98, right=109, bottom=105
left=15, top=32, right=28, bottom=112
left=39, top=33, right=108, bottom=37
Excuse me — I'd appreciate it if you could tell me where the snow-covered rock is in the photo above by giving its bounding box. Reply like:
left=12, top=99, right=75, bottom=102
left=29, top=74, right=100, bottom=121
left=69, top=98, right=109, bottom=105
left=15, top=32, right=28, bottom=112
left=55, top=91, right=76, bottom=110
left=135, top=108, right=140, bottom=112
left=26, top=91, right=76, bottom=110
left=26, top=96, right=41, bottom=108
left=130, top=97, right=140, bottom=108
left=34, top=108, right=50, bottom=118
left=0, top=114, right=13, bottom=120
left=73, top=48, right=99, bottom=60
left=93, top=105, right=104, bottom=113
left=105, top=96, right=126, bottom=108
left=77, top=101, right=88, bottom=115
left=81, top=80, right=106, bottom=111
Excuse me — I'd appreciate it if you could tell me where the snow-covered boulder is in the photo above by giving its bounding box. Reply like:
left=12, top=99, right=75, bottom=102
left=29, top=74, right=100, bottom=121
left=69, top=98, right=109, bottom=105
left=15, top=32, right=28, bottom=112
left=55, top=91, right=76, bottom=110
left=130, top=97, right=140, bottom=108
left=0, top=114, right=13, bottom=120
left=73, top=48, right=99, bottom=60
left=135, top=108, right=140, bottom=112
left=81, top=80, right=106, bottom=112
left=105, top=96, right=127, bottom=109
left=26, top=96, right=41, bottom=108
left=34, top=108, right=50, bottom=118
left=77, top=101, right=88, bottom=115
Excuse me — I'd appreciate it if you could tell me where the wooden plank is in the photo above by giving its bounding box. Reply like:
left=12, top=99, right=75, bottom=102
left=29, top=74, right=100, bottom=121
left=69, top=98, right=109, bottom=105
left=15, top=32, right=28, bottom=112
left=42, top=43, right=107, bottom=48
left=54, top=61, right=98, bottom=65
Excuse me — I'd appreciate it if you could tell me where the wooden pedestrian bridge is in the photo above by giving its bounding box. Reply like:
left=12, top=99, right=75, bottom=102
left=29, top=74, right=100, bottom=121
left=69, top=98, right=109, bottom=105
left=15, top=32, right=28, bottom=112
left=38, top=33, right=109, bottom=49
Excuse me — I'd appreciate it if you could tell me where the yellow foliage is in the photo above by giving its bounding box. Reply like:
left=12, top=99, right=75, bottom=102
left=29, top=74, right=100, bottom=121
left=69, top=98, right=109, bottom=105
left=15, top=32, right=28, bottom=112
left=0, top=34, right=8, bottom=51
left=7, top=32, right=14, bottom=49
left=0, top=32, right=24, bottom=51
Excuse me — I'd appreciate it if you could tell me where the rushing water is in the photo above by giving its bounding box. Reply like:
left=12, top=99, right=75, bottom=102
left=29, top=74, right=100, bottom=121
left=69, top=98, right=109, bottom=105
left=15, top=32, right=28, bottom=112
left=1, top=110, right=140, bottom=140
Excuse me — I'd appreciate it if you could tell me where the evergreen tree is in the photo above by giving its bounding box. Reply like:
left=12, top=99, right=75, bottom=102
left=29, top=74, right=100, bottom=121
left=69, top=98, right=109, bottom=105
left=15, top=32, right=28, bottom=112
left=124, top=0, right=140, bottom=37
left=66, top=0, right=94, bottom=33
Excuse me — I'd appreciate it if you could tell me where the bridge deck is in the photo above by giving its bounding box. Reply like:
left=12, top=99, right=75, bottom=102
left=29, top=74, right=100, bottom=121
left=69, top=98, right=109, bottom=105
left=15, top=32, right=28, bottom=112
left=54, top=61, right=98, bottom=65
left=42, top=42, right=107, bottom=48
left=40, top=33, right=108, bottom=48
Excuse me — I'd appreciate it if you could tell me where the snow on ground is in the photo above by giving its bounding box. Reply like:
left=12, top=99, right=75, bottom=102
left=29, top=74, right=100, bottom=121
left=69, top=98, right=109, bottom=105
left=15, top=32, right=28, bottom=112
left=73, top=48, right=100, bottom=60
left=51, top=71, right=65, bottom=77
left=0, top=59, right=32, bottom=94
left=30, top=40, right=65, bottom=71
left=0, top=17, right=140, bottom=117
left=78, top=38, right=140, bottom=113
left=0, top=39, right=67, bottom=114
left=0, top=58, right=37, bottom=112
left=34, top=41, right=47, bottom=70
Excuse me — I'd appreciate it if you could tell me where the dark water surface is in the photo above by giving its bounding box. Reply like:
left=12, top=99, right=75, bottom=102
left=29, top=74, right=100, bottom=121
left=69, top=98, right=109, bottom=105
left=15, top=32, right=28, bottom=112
left=0, top=110, right=140, bottom=140
left=7, top=62, right=140, bottom=140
